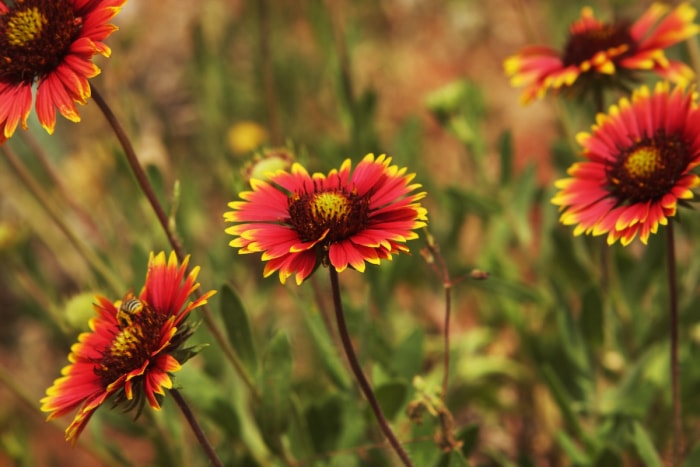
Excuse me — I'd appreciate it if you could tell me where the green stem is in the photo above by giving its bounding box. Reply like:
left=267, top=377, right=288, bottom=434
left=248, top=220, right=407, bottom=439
left=0, top=145, right=124, bottom=295
left=667, top=222, right=682, bottom=465
left=170, top=389, right=224, bottom=467
left=91, top=86, right=260, bottom=401
left=328, top=267, right=413, bottom=466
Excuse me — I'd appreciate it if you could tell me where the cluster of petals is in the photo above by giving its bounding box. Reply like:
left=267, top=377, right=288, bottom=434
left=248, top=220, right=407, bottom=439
left=552, top=82, right=700, bottom=246
left=40, top=251, right=215, bottom=444
left=504, top=2, right=699, bottom=104
left=225, top=153, right=428, bottom=285
left=0, top=0, right=126, bottom=142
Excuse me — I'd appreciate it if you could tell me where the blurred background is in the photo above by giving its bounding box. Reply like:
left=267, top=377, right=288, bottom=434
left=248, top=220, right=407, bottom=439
left=2, top=0, right=699, bottom=465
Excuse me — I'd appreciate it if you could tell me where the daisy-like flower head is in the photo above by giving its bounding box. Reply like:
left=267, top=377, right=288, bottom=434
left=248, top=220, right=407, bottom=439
left=40, top=252, right=215, bottom=445
left=552, top=81, right=700, bottom=246
left=0, top=0, right=126, bottom=142
left=504, top=3, right=699, bottom=104
left=224, top=153, right=428, bottom=285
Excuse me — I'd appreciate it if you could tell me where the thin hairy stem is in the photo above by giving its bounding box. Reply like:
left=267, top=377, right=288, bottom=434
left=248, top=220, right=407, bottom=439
left=1, top=145, right=124, bottom=295
left=171, top=389, right=224, bottom=467
left=422, top=234, right=454, bottom=396
left=667, top=222, right=682, bottom=465
left=328, top=267, right=413, bottom=467
left=91, top=86, right=260, bottom=401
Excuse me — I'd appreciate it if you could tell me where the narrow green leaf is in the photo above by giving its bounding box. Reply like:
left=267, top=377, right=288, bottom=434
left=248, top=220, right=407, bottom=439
left=219, top=284, right=258, bottom=375
left=541, top=366, right=586, bottom=442
left=257, top=331, right=293, bottom=454
left=630, top=422, right=663, bottom=467
left=302, top=309, right=351, bottom=390
left=498, top=130, right=513, bottom=185
left=555, top=430, right=591, bottom=465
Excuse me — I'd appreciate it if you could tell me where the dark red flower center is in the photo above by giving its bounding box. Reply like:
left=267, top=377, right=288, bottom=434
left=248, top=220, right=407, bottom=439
left=562, top=22, right=634, bottom=67
left=288, top=188, right=370, bottom=244
left=0, top=0, right=82, bottom=84
left=94, top=298, right=168, bottom=385
left=606, top=131, right=692, bottom=203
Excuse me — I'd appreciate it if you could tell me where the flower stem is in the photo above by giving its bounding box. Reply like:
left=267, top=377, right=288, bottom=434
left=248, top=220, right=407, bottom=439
left=328, top=267, right=413, bottom=466
left=170, top=389, right=224, bottom=467
left=666, top=222, right=682, bottom=465
left=90, top=87, right=183, bottom=254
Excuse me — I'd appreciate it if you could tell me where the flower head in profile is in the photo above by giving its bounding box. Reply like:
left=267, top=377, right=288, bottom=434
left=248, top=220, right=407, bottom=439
left=504, top=3, right=699, bottom=104
left=41, top=252, right=215, bottom=445
left=0, top=0, right=126, bottom=142
left=552, top=82, right=700, bottom=246
left=224, top=153, right=428, bottom=285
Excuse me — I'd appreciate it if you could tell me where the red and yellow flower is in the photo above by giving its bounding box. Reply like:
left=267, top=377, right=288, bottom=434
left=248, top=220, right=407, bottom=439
left=0, top=0, right=126, bottom=142
left=224, top=153, right=428, bottom=285
left=504, top=3, right=699, bottom=104
left=552, top=82, right=700, bottom=246
left=41, top=252, right=215, bottom=445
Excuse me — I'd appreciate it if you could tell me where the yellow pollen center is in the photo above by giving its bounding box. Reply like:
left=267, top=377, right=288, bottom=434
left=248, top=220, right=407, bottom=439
left=110, top=325, right=145, bottom=359
left=624, top=146, right=661, bottom=179
left=7, top=8, right=47, bottom=46
left=311, top=192, right=350, bottom=222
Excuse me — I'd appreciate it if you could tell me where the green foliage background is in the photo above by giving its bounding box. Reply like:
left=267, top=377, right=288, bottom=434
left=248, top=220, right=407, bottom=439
left=1, top=0, right=699, bottom=466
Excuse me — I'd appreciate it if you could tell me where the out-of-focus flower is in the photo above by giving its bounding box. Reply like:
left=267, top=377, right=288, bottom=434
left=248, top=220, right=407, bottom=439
left=227, top=121, right=268, bottom=155
left=552, top=82, right=700, bottom=246
left=41, top=252, right=215, bottom=445
left=0, top=0, right=126, bottom=141
left=504, top=3, right=699, bottom=104
left=224, top=153, right=428, bottom=285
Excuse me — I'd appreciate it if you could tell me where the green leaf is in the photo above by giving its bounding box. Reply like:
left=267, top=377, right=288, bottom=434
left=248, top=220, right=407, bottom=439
left=220, top=284, right=258, bottom=375
left=305, top=394, right=344, bottom=454
left=393, top=329, right=424, bottom=381
left=579, top=285, right=604, bottom=349
left=458, top=424, right=480, bottom=457
left=498, top=130, right=513, bottom=185
left=437, top=450, right=470, bottom=467
left=630, top=422, right=663, bottom=467
left=302, top=308, right=351, bottom=390
left=257, top=331, right=293, bottom=454
left=374, top=382, right=408, bottom=421
left=555, top=430, right=591, bottom=466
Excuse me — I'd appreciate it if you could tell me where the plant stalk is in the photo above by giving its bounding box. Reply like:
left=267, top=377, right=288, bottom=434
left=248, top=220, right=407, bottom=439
left=171, top=389, right=224, bottom=467
left=328, top=267, right=413, bottom=466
